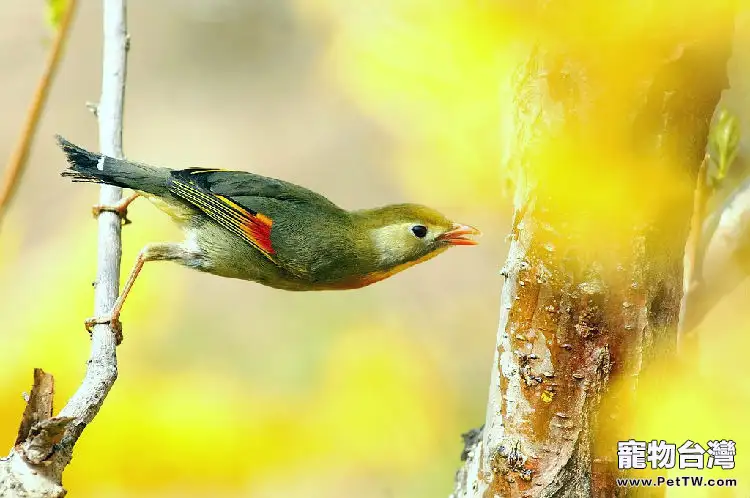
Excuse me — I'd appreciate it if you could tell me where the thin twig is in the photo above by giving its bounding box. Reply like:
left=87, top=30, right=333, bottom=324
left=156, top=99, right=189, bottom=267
left=54, top=0, right=129, bottom=465
left=0, top=0, right=78, bottom=228
left=684, top=155, right=711, bottom=289
left=680, top=171, right=750, bottom=334
left=678, top=153, right=710, bottom=354
left=0, top=1, right=129, bottom=495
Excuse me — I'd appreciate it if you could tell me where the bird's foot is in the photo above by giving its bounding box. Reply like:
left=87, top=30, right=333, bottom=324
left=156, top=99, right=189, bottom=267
left=92, top=193, right=139, bottom=225
left=92, top=203, right=131, bottom=225
left=84, top=315, right=123, bottom=345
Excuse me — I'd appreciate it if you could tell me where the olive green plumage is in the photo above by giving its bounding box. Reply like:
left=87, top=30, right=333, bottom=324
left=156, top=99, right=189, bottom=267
left=57, top=136, right=479, bottom=294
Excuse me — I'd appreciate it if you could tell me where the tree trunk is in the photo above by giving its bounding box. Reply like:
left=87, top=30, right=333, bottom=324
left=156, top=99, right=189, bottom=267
left=453, top=3, right=734, bottom=497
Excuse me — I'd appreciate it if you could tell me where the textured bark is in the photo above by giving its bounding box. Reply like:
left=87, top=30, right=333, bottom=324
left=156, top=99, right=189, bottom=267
left=0, top=1, right=129, bottom=496
left=453, top=4, right=734, bottom=498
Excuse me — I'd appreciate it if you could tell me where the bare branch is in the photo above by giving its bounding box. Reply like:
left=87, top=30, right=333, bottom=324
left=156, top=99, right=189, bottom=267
left=679, top=109, right=744, bottom=345
left=53, top=0, right=130, bottom=463
left=682, top=154, right=711, bottom=292
left=680, top=173, right=750, bottom=334
left=0, top=0, right=78, bottom=229
left=677, top=154, right=711, bottom=354
left=0, top=1, right=129, bottom=495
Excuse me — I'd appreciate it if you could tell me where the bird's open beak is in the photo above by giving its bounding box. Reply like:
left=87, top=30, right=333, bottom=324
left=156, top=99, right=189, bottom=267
left=438, top=223, right=482, bottom=246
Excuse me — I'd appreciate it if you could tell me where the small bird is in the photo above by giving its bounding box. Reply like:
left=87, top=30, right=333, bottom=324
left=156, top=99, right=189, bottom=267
left=57, top=136, right=480, bottom=337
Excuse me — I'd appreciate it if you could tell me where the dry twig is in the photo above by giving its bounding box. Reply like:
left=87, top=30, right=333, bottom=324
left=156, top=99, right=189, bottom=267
left=0, top=0, right=78, bottom=228
left=0, top=1, right=129, bottom=495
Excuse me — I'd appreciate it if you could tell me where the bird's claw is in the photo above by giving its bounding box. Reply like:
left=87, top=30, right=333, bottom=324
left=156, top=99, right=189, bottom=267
left=92, top=203, right=132, bottom=225
left=84, top=315, right=123, bottom=345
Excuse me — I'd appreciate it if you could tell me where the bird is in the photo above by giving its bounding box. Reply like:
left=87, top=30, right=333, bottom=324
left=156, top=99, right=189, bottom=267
left=57, top=136, right=481, bottom=339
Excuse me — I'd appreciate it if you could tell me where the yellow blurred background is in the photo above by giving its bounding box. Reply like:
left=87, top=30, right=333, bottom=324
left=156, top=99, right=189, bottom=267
left=0, top=1, right=749, bottom=497
left=1, top=1, right=507, bottom=496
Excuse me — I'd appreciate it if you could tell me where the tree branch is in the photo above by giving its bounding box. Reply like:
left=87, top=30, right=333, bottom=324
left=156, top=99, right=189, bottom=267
left=678, top=106, right=744, bottom=346
left=0, top=0, right=78, bottom=229
left=680, top=171, right=750, bottom=335
left=682, top=154, right=711, bottom=293
left=0, top=1, right=129, bottom=495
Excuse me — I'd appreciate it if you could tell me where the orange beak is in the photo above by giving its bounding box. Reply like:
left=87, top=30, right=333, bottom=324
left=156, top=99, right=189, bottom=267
left=437, top=223, right=482, bottom=246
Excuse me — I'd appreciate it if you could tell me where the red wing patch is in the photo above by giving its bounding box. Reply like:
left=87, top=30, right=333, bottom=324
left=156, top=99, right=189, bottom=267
left=216, top=195, right=275, bottom=256
left=169, top=177, right=276, bottom=262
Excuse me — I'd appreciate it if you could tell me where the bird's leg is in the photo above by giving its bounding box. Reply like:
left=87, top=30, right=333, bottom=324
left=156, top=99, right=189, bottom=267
left=92, top=192, right=140, bottom=225
left=86, top=242, right=190, bottom=344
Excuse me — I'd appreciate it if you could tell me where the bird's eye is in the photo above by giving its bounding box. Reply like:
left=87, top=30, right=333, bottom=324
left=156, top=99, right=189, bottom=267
left=411, top=225, right=428, bottom=238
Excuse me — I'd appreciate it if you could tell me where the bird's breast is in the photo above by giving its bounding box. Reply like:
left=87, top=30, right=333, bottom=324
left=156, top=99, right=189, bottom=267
left=315, top=248, right=445, bottom=290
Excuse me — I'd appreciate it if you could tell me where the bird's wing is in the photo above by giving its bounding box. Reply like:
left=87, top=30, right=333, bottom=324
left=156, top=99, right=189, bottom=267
left=168, top=168, right=278, bottom=263
left=180, top=168, right=339, bottom=207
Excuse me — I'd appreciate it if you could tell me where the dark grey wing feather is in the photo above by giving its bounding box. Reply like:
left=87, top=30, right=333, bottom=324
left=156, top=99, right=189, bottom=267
left=178, top=168, right=340, bottom=208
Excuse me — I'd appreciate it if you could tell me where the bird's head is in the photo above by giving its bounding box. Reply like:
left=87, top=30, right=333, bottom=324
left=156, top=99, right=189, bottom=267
left=354, top=203, right=481, bottom=272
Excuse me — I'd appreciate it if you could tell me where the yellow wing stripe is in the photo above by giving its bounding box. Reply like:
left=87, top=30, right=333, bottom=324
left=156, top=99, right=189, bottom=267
left=170, top=179, right=276, bottom=261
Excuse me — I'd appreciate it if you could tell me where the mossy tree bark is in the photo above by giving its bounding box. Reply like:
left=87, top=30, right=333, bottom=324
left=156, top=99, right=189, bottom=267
left=453, top=3, right=735, bottom=497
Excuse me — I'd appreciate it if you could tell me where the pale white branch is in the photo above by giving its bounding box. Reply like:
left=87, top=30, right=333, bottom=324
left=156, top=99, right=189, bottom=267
left=0, top=1, right=129, bottom=495
left=681, top=171, right=750, bottom=334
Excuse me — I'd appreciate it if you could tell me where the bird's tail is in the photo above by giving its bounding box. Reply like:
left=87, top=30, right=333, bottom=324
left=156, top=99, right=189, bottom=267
left=57, top=135, right=170, bottom=196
